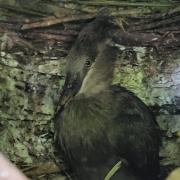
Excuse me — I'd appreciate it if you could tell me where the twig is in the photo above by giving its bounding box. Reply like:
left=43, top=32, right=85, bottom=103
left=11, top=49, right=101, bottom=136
left=131, top=14, right=180, bottom=31
left=23, top=161, right=64, bottom=177
left=76, top=1, right=177, bottom=7
left=0, top=4, right=47, bottom=17
left=21, top=14, right=95, bottom=30
left=23, top=32, right=75, bottom=42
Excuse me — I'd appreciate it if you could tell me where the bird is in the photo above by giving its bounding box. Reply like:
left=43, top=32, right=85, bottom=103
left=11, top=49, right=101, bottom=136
left=54, top=16, right=160, bottom=180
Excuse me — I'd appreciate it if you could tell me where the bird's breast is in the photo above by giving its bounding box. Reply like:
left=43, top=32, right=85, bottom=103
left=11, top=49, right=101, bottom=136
left=59, top=95, right=116, bottom=150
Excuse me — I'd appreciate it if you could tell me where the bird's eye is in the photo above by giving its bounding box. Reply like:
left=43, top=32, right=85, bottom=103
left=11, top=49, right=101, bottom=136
left=85, top=60, right=91, bottom=67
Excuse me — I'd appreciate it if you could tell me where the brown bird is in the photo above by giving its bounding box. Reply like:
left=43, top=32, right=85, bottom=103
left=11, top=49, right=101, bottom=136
left=54, top=16, right=160, bottom=180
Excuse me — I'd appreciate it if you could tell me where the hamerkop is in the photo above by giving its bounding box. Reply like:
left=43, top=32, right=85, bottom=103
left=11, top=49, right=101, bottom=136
left=54, top=16, right=160, bottom=180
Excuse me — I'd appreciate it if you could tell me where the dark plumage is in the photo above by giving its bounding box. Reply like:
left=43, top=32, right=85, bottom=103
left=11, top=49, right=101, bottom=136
left=54, top=16, right=160, bottom=180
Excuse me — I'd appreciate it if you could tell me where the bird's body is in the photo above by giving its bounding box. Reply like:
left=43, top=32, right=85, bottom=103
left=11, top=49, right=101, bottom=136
left=54, top=16, right=160, bottom=180
left=56, top=86, right=159, bottom=180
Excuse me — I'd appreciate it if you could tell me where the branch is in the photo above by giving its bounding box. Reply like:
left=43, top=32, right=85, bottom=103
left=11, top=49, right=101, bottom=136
left=21, top=14, right=95, bottom=30
left=76, top=1, right=177, bottom=7
left=23, top=161, right=64, bottom=178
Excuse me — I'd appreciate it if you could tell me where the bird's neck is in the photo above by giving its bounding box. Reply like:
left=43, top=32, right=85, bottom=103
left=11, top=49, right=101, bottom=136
left=78, top=45, right=117, bottom=96
left=78, top=61, right=114, bottom=96
left=78, top=66, right=112, bottom=95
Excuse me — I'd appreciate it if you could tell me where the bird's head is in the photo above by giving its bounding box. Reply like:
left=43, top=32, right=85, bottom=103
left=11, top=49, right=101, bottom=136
left=59, top=16, right=119, bottom=107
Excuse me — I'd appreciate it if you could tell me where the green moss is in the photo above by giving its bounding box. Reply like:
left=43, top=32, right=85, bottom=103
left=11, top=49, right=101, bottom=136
left=113, top=66, right=150, bottom=104
left=41, top=95, right=54, bottom=115
left=0, top=74, right=16, bottom=92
